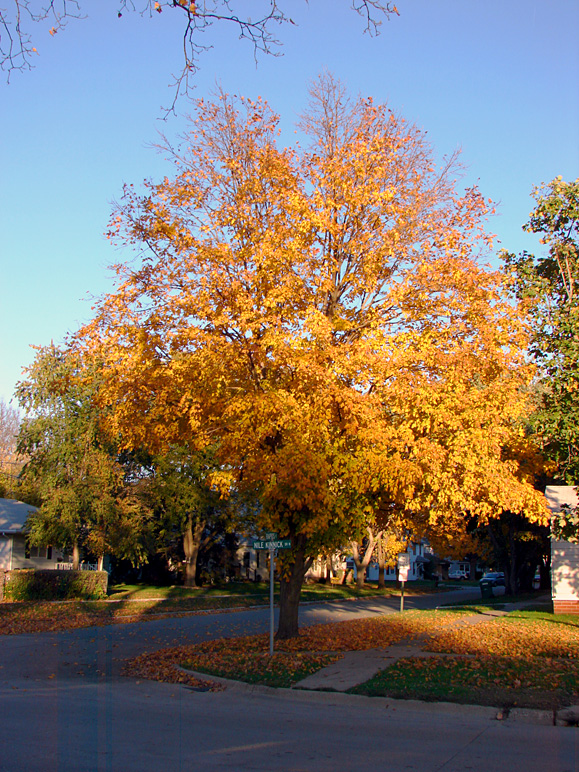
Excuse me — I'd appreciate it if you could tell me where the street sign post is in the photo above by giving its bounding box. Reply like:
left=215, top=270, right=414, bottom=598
left=398, top=553, right=411, bottom=612
left=252, top=533, right=292, bottom=655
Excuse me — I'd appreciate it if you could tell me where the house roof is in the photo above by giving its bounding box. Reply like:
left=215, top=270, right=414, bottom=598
left=545, top=485, right=578, bottom=514
left=0, top=498, right=38, bottom=533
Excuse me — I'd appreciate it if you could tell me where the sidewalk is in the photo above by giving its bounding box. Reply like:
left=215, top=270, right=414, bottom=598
left=294, top=596, right=548, bottom=692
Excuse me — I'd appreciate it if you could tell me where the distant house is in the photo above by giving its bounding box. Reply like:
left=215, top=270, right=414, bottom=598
left=237, top=537, right=270, bottom=582
left=305, top=539, right=434, bottom=583
left=363, top=540, right=434, bottom=582
left=545, top=485, right=579, bottom=615
left=0, top=498, right=65, bottom=571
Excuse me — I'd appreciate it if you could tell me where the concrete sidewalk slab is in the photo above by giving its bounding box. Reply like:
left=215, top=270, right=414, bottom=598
left=295, top=648, right=392, bottom=691
left=295, top=642, right=437, bottom=692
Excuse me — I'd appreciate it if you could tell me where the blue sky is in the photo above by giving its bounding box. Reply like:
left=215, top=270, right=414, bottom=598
left=1, top=0, right=578, bottom=404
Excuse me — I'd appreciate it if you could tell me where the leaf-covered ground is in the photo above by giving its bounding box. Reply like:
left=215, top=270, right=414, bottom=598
left=351, top=610, right=579, bottom=709
left=425, top=610, right=579, bottom=658
left=0, top=597, right=246, bottom=635
left=122, top=645, right=226, bottom=692
left=125, top=611, right=465, bottom=689
left=124, top=608, right=579, bottom=708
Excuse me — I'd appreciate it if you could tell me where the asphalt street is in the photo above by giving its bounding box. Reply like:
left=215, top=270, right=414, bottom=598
left=1, top=587, right=577, bottom=772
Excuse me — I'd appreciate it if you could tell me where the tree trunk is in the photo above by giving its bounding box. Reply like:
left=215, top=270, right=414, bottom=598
left=377, top=537, right=386, bottom=588
left=487, top=515, right=520, bottom=595
left=97, top=554, right=105, bottom=572
left=318, top=555, right=333, bottom=585
left=72, top=542, right=80, bottom=570
left=507, top=520, right=518, bottom=595
left=326, top=555, right=333, bottom=585
left=351, top=527, right=378, bottom=589
left=469, top=557, right=478, bottom=581
left=183, top=517, right=205, bottom=588
left=276, top=534, right=311, bottom=640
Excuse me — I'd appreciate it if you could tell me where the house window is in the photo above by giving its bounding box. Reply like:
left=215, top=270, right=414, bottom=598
left=47, top=546, right=53, bottom=560
left=243, top=552, right=250, bottom=568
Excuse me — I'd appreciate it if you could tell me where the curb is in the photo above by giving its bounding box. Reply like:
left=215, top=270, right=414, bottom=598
left=180, top=666, right=557, bottom=725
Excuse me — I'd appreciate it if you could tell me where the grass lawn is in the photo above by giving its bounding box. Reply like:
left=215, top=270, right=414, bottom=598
left=107, top=580, right=442, bottom=602
left=0, top=580, right=441, bottom=636
left=440, top=590, right=551, bottom=612
left=126, top=606, right=579, bottom=711
left=351, top=608, right=579, bottom=710
left=349, top=653, right=579, bottom=710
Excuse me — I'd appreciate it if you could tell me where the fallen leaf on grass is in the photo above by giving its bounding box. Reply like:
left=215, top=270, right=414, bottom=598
left=427, top=616, right=579, bottom=659
left=123, top=646, right=225, bottom=691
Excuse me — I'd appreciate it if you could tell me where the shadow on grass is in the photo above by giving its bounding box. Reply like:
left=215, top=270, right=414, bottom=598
left=509, top=609, right=579, bottom=629
left=349, top=655, right=579, bottom=711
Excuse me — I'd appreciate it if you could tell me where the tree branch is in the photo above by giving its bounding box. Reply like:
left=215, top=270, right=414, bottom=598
left=1, top=1, right=400, bottom=113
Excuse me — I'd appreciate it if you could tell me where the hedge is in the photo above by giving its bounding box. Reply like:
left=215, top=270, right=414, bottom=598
left=3, top=569, right=108, bottom=601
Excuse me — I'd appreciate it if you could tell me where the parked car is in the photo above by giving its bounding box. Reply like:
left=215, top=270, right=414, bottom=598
left=479, top=572, right=505, bottom=587
left=448, top=568, right=468, bottom=580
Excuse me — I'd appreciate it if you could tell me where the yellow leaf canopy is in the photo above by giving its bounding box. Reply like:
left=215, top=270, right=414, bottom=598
left=79, top=75, right=547, bottom=551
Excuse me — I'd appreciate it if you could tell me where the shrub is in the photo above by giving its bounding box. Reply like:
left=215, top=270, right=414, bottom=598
left=3, top=569, right=108, bottom=601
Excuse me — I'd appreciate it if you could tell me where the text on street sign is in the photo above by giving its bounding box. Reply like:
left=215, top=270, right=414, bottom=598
left=252, top=539, right=291, bottom=550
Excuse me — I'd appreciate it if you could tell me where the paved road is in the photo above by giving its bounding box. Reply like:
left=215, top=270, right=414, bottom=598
left=1, top=587, right=481, bottom=683
left=1, top=587, right=577, bottom=772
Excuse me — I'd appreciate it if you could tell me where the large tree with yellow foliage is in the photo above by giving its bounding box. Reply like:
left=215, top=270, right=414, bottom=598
left=79, top=75, right=547, bottom=637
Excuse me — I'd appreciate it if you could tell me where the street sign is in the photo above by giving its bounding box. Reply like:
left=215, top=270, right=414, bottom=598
left=249, top=532, right=291, bottom=657
left=252, top=539, right=291, bottom=550
left=398, top=566, right=409, bottom=582
left=398, top=553, right=411, bottom=568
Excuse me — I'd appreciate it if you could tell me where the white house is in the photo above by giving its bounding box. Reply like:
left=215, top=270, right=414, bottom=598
left=236, top=537, right=270, bottom=582
left=0, top=498, right=65, bottom=571
left=307, top=539, right=434, bottom=583
left=545, top=485, right=579, bottom=615
left=363, top=540, right=433, bottom=582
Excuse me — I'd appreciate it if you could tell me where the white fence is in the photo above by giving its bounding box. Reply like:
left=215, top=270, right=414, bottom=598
left=56, top=562, right=98, bottom=571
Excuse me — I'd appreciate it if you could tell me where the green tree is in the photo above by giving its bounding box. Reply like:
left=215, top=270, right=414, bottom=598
left=502, top=177, right=579, bottom=482
left=16, top=344, right=152, bottom=568
left=150, top=445, right=234, bottom=586
left=481, top=512, right=549, bottom=594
